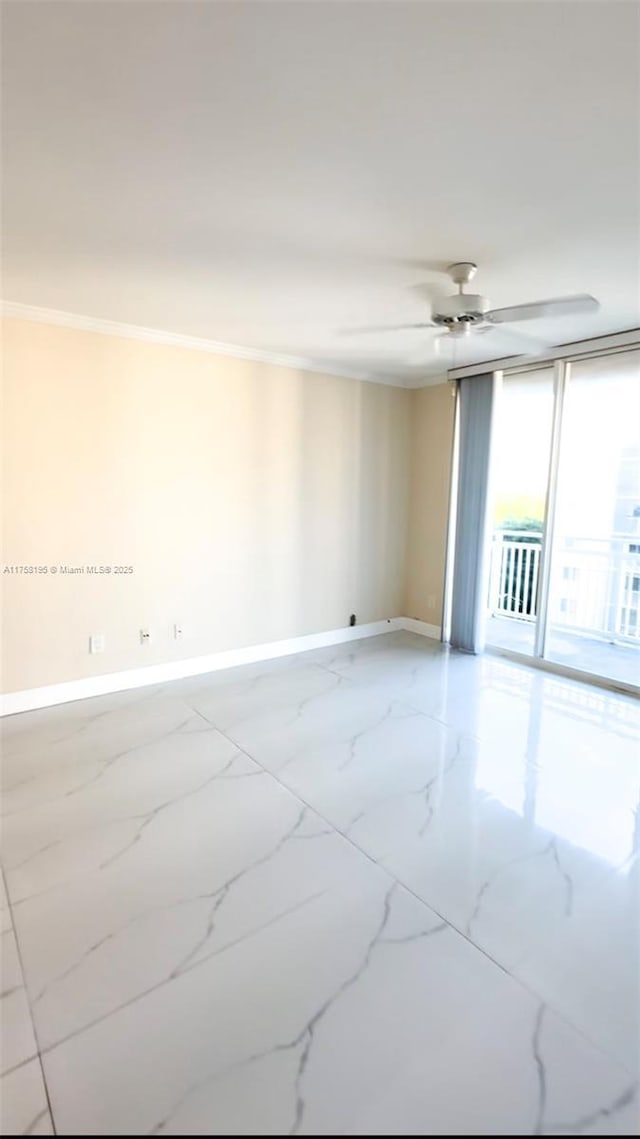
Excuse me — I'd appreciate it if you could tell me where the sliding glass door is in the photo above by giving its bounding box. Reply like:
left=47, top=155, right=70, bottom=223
left=545, top=352, right=640, bottom=687
left=487, top=368, right=554, bottom=657
left=486, top=348, right=640, bottom=690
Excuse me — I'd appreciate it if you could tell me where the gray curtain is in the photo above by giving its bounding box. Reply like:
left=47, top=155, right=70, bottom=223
left=450, top=373, right=495, bottom=654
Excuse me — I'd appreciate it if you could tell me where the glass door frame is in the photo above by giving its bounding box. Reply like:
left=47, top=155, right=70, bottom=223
left=488, top=349, right=639, bottom=696
left=533, top=357, right=567, bottom=660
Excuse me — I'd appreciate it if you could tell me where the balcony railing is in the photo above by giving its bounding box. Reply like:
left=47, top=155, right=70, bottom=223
left=489, top=530, right=541, bottom=621
left=488, top=530, right=640, bottom=644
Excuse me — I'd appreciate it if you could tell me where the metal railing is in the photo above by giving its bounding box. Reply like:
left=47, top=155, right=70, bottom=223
left=488, top=530, right=640, bottom=644
left=488, top=531, right=541, bottom=621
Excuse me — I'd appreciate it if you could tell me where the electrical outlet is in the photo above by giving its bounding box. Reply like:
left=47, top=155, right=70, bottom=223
left=89, top=634, right=105, bottom=654
left=140, top=628, right=151, bottom=645
left=427, top=594, right=437, bottom=610
left=173, top=623, right=183, bottom=640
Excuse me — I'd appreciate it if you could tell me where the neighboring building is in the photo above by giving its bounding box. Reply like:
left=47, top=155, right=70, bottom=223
left=548, top=444, right=640, bottom=642
left=612, top=445, right=640, bottom=639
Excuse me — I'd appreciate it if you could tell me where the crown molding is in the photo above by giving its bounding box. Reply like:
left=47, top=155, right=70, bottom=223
left=1, top=301, right=406, bottom=389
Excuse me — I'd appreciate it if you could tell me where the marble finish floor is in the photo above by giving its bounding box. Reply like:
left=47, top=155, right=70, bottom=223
left=1, top=631, right=639, bottom=1135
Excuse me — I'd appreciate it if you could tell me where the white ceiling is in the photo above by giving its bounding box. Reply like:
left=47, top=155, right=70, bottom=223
left=3, top=0, right=639, bottom=386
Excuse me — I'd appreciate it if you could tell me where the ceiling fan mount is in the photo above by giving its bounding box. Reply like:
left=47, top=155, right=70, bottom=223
left=446, top=261, right=478, bottom=287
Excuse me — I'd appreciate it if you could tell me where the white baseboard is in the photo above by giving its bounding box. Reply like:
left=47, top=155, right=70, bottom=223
left=0, top=618, right=405, bottom=716
left=399, top=617, right=442, bottom=640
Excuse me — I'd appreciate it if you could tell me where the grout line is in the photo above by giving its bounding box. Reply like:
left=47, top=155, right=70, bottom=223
left=1, top=868, right=58, bottom=1134
left=212, top=724, right=520, bottom=981
left=34, top=1052, right=57, bottom=1137
left=193, top=696, right=638, bottom=1081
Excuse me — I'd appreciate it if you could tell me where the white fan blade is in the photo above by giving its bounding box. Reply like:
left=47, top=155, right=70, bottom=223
left=487, top=294, right=599, bottom=323
left=481, top=324, right=550, bottom=356
left=340, top=322, right=435, bottom=336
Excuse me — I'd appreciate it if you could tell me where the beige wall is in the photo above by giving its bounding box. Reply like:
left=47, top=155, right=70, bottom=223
left=405, top=382, right=456, bottom=628
left=1, top=318, right=411, bottom=693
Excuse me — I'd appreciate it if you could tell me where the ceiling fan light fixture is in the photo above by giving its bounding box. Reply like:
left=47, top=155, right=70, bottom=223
left=432, top=293, right=491, bottom=326
left=447, top=322, right=473, bottom=338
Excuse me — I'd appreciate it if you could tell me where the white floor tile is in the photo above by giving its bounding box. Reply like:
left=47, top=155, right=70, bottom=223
left=41, top=882, right=635, bottom=1136
left=2, top=631, right=638, bottom=1134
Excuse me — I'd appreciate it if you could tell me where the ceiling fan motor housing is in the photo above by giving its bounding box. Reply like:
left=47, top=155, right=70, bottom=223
left=432, top=293, right=490, bottom=326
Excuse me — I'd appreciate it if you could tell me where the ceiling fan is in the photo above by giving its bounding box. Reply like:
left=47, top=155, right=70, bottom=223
left=343, top=262, right=599, bottom=360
